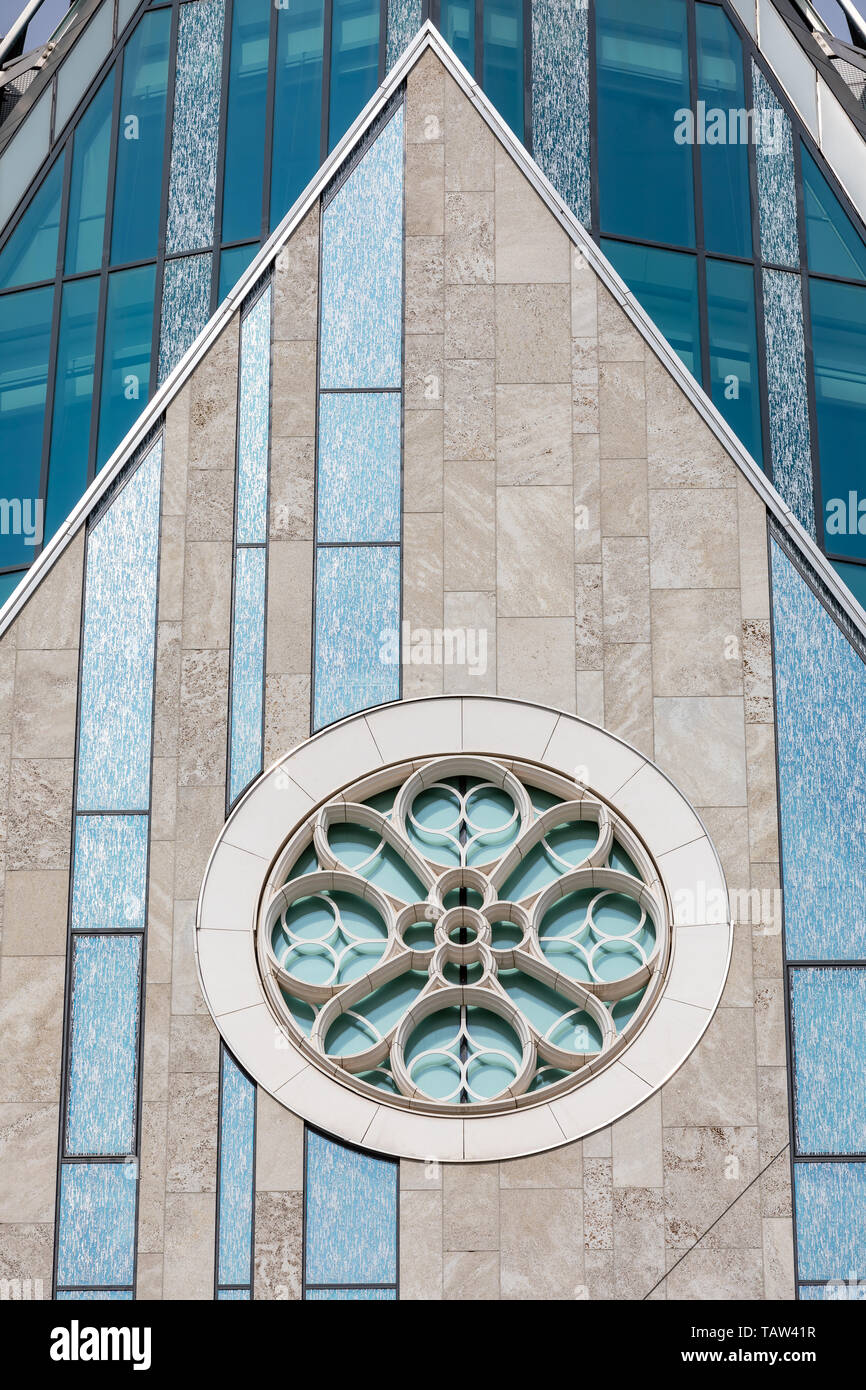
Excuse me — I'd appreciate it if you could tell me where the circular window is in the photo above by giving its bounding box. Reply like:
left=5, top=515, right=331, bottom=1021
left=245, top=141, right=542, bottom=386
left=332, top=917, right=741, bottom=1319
left=197, top=698, right=731, bottom=1161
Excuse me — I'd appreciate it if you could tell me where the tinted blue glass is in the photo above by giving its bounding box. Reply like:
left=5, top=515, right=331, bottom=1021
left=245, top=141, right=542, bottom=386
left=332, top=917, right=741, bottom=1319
left=0, top=572, right=24, bottom=608
left=531, top=0, right=590, bottom=227
left=328, top=0, right=380, bottom=151
left=695, top=4, right=751, bottom=259
left=0, top=154, right=63, bottom=289
left=157, top=252, right=212, bottom=385
left=229, top=546, right=266, bottom=802
left=802, top=147, right=866, bottom=282
left=165, top=0, right=226, bottom=254
left=0, top=286, right=51, bottom=568
left=440, top=0, right=474, bottom=73
left=762, top=269, right=814, bottom=537
left=217, top=1050, right=256, bottom=1285
left=71, top=815, right=149, bottom=932
left=307, top=1287, right=397, bottom=1299
left=386, top=0, right=422, bottom=70
left=811, top=278, right=866, bottom=562
left=596, top=0, right=695, bottom=247
left=317, top=393, right=401, bottom=542
left=831, top=560, right=866, bottom=610
left=270, top=0, right=324, bottom=229
left=45, top=277, right=99, bottom=542
left=601, top=239, right=700, bottom=375
left=65, top=72, right=114, bottom=275
left=218, top=243, right=259, bottom=301
left=791, top=968, right=866, bottom=1155
left=56, top=1162, right=137, bottom=1287
left=313, top=545, right=401, bottom=729
left=794, top=1162, right=866, bottom=1279
left=56, top=1289, right=134, bottom=1300
left=483, top=0, right=523, bottom=139
left=96, top=264, right=156, bottom=467
left=65, top=934, right=142, bottom=1155
left=110, top=9, right=171, bottom=265
left=222, top=0, right=271, bottom=244
left=770, top=541, right=866, bottom=960
left=751, top=63, right=798, bottom=268
left=305, top=1129, right=398, bottom=1284
left=706, top=258, right=762, bottom=467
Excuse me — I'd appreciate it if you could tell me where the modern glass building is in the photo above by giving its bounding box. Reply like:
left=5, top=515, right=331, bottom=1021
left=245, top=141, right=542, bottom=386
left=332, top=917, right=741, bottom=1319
left=0, top=0, right=865, bottom=1304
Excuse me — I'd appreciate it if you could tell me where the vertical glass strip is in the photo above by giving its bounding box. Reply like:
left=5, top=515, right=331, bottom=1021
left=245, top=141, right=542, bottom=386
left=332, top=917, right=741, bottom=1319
left=531, top=0, right=589, bottom=228
left=810, top=277, right=866, bottom=564
left=56, top=1163, right=137, bottom=1289
left=71, top=815, right=149, bottom=932
left=440, top=0, right=475, bottom=74
left=0, top=285, right=52, bottom=570
left=77, top=439, right=162, bottom=811
left=45, top=276, right=100, bottom=543
left=158, top=253, right=214, bottom=385
left=0, top=154, right=63, bottom=290
left=801, top=146, right=866, bottom=281
left=751, top=63, right=799, bottom=268
left=794, top=1163, right=866, bottom=1281
left=601, top=240, right=700, bottom=377
left=65, top=71, right=115, bottom=276
left=317, top=392, right=401, bottom=542
left=110, top=8, right=171, bottom=266
left=386, top=0, right=422, bottom=71
left=229, top=546, right=266, bottom=803
left=65, top=934, right=142, bottom=1155
left=219, top=243, right=259, bottom=302
left=236, top=288, right=272, bottom=546
left=695, top=3, right=752, bottom=260
left=166, top=0, right=226, bottom=255
left=216, top=1049, right=256, bottom=1289
left=313, top=544, right=401, bottom=729
left=328, top=0, right=381, bottom=152
left=222, top=0, right=272, bottom=245
left=483, top=0, right=524, bottom=140
left=706, top=258, right=763, bottom=468
left=96, top=264, right=157, bottom=468
left=762, top=269, right=814, bottom=537
left=304, top=1130, right=398, bottom=1288
left=790, top=968, right=866, bottom=1155
left=269, top=0, right=325, bottom=231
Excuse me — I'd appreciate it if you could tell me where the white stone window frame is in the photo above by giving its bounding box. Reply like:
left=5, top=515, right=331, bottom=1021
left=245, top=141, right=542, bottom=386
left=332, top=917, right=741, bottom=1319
left=196, top=697, right=732, bottom=1162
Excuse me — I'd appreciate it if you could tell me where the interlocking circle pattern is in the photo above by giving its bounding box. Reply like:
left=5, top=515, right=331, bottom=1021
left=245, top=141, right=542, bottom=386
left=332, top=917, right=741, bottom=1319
left=257, top=755, right=670, bottom=1114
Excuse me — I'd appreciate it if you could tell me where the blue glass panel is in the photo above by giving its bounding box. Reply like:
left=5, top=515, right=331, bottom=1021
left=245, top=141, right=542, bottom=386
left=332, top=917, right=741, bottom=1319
left=0, top=155, right=63, bottom=290
left=307, top=1286, right=397, bottom=1299
left=483, top=0, right=524, bottom=139
left=751, top=63, right=798, bottom=268
left=319, top=106, right=403, bottom=389
left=832, top=560, right=866, bottom=610
left=794, top=1162, right=866, bottom=1280
left=596, top=0, right=694, bottom=248
left=305, top=1130, right=397, bottom=1284
left=222, top=0, right=271, bottom=244
left=798, top=1281, right=865, bottom=1300
left=802, top=147, right=866, bottom=281
left=165, top=0, right=226, bottom=254
left=770, top=541, right=866, bottom=960
left=236, top=287, right=272, bottom=545
left=269, top=0, right=325, bottom=230
left=313, top=545, right=401, bottom=729
left=386, top=0, right=422, bottom=70
left=601, top=240, right=700, bottom=375
left=157, top=253, right=213, bottom=385
left=229, top=546, right=266, bottom=803
left=317, top=393, right=401, bottom=543
left=217, top=1050, right=256, bottom=1286
left=762, top=270, right=814, bottom=537
left=0, top=572, right=25, bottom=608
left=218, top=1288, right=251, bottom=1299
left=791, top=968, right=866, bottom=1155
left=440, top=0, right=474, bottom=73
left=65, top=934, right=142, bottom=1155
left=111, top=9, right=171, bottom=265
left=56, top=1289, right=134, bottom=1300
left=811, top=278, right=866, bottom=563
left=531, top=0, right=589, bottom=227
left=96, top=264, right=156, bottom=467
left=328, top=0, right=380, bottom=152
left=56, top=1162, right=137, bottom=1287
left=65, top=72, right=115, bottom=276
left=706, top=258, right=763, bottom=467
left=219, top=243, right=259, bottom=302
left=71, top=815, right=149, bottom=933
left=0, top=285, right=51, bottom=568
left=77, top=440, right=162, bottom=811
left=45, top=276, right=100, bottom=542
left=695, top=4, right=752, bottom=259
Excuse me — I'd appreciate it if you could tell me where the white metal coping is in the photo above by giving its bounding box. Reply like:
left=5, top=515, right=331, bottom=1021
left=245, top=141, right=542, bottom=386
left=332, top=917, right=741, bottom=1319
left=2, top=19, right=864, bottom=651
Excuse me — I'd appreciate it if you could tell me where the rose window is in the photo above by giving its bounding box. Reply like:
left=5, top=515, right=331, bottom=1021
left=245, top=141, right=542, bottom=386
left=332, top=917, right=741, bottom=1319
left=258, top=755, right=670, bottom=1113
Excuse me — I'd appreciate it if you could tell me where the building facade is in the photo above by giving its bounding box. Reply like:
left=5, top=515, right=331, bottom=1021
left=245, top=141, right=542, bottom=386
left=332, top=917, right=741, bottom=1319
left=0, top=7, right=864, bottom=1303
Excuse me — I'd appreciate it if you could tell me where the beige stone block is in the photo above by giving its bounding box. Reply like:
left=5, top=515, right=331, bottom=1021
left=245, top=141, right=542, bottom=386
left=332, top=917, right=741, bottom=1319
left=444, top=191, right=493, bottom=285
left=400, top=1158, right=442, bottom=1191
left=2, top=870, right=67, bottom=955
left=403, top=513, right=444, bottom=638
left=443, top=1163, right=499, bottom=1250
left=762, top=1218, right=795, bottom=1299
left=12, top=649, right=77, bottom=758
left=584, top=1157, right=613, bottom=1250
left=575, top=669, right=604, bottom=725
left=182, top=542, right=232, bottom=650
left=0, top=956, right=64, bottom=1102
left=170, top=1015, right=220, bottom=1074
left=162, top=1192, right=215, bottom=1300
left=573, top=433, right=601, bottom=564
left=602, top=537, right=650, bottom=643
left=0, top=643, right=14, bottom=737
left=442, top=591, right=496, bottom=695
left=444, top=80, right=494, bottom=191
left=444, top=360, right=494, bottom=460
left=650, top=590, right=743, bottom=696
left=444, top=462, right=495, bottom=592
left=188, top=317, right=239, bottom=471
left=157, top=514, right=186, bottom=623
left=162, top=384, right=190, bottom=517
left=138, top=1100, right=167, bottom=1253
left=495, top=384, right=572, bottom=486
left=598, top=361, right=646, bottom=458
left=265, top=541, right=313, bottom=676
left=0, top=1103, right=57, bottom=1221
left=166, top=1073, right=219, bottom=1193
left=497, top=487, right=573, bottom=617
left=645, top=356, right=736, bottom=488
left=404, top=409, right=444, bottom=512
left=500, top=1188, right=584, bottom=1300
left=444, top=1250, right=499, bottom=1300
left=145, top=839, right=174, bottom=989
left=270, top=340, right=316, bottom=437
left=136, top=1251, right=164, bottom=1300
left=406, top=142, right=444, bottom=237
left=664, top=1126, right=760, bottom=1250
left=264, top=673, right=311, bottom=762
left=584, top=1248, right=615, bottom=1299
left=597, top=283, right=644, bottom=362
left=499, top=1142, right=582, bottom=1188
left=663, top=1247, right=764, bottom=1299
left=404, top=334, right=444, bottom=410
left=604, top=644, right=653, bottom=757
left=745, top=722, right=780, bottom=862
left=269, top=436, right=315, bottom=541
left=612, top=1093, right=663, bottom=1188
left=400, top=1188, right=443, bottom=1300
left=583, top=1127, right=611, bottom=1158
left=571, top=255, right=598, bottom=338
left=170, top=901, right=208, bottom=1015
left=754, top=979, right=786, bottom=1069
left=572, top=383, right=599, bottom=435
left=6, top=758, right=73, bottom=872
left=255, top=1089, right=304, bottom=1191
left=572, top=335, right=599, bottom=390
left=654, top=697, right=747, bottom=806
left=494, top=145, right=569, bottom=283
left=152, top=621, right=181, bottom=761
left=721, top=923, right=756, bottom=1008
left=178, top=650, right=229, bottom=787
left=151, top=758, right=177, bottom=845
left=648, top=489, right=740, bottom=589
left=0, top=1221, right=53, bottom=1288
left=405, top=236, right=444, bottom=336
left=612, top=1187, right=665, bottom=1300
left=185, top=468, right=234, bottom=543
left=273, top=204, right=319, bottom=342
left=574, top=563, right=602, bottom=670
left=497, top=617, right=576, bottom=711
left=496, top=285, right=570, bottom=383
left=736, top=474, right=770, bottom=621
left=174, top=788, right=226, bottom=901
left=405, top=48, right=445, bottom=145
left=444, top=284, right=494, bottom=360
left=698, top=806, right=750, bottom=899
left=600, top=455, right=648, bottom=537
left=254, top=1190, right=302, bottom=1299
left=14, top=532, right=83, bottom=650
left=742, top=619, right=772, bottom=723
left=662, top=1007, right=758, bottom=1127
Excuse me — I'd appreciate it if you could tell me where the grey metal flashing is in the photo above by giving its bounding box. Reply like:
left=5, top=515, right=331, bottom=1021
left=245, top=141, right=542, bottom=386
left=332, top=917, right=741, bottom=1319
left=4, top=20, right=866, bottom=661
